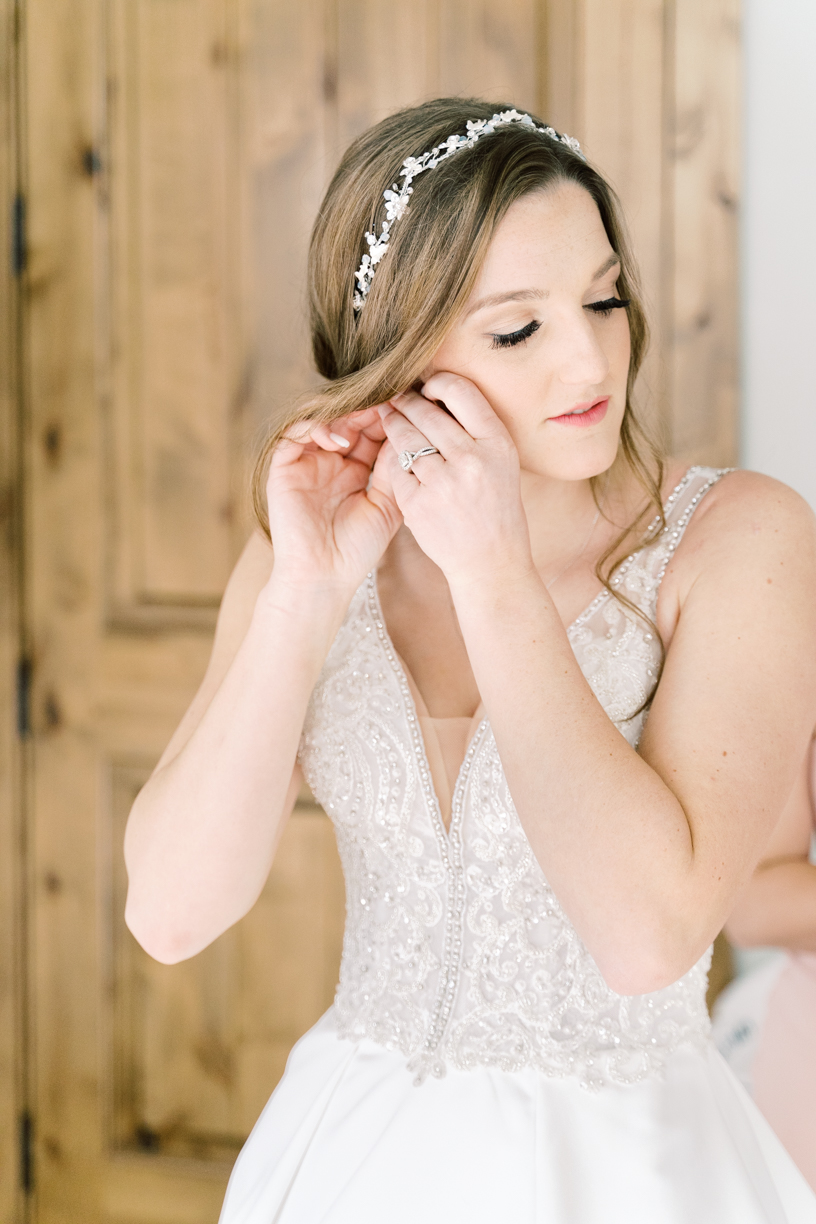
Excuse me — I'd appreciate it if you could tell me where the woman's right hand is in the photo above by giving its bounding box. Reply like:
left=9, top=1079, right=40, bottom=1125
left=265, top=405, right=403, bottom=596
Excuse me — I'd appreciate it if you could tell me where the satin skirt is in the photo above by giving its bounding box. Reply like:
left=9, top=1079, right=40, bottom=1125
left=219, top=1007, right=816, bottom=1224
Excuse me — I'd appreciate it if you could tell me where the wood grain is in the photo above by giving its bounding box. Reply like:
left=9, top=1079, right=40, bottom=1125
left=667, top=0, right=740, bottom=465
left=0, top=0, right=24, bottom=1217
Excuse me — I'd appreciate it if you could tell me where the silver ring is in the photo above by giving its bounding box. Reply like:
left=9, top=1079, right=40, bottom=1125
left=398, top=446, right=440, bottom=472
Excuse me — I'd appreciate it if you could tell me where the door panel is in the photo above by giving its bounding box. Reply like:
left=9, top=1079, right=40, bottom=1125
left=106, top=0, right=240, bottom=623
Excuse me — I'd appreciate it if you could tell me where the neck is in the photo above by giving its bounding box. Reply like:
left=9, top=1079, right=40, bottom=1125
left=519, top=467, right=608, bottom=574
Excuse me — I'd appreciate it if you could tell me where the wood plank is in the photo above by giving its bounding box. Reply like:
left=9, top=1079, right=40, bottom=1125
left=334, top=0, right=438, bottom=151
left=25, top=2, right=105, bottom=1215
left=0, top=0, right=24, bottom=1216
left=667, top=0, right=740, bottom=464
left=541, top=0, right=584, bottom=133
left=246, top=0, right=330, bottom=435
left=438, top=0, right=539, bottom=111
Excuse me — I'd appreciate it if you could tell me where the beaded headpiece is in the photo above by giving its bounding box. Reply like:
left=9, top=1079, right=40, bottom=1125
left=352, top=109, right=584, bottom=312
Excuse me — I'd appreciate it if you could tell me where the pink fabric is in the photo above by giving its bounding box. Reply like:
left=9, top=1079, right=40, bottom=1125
left=752, top=745, right=816, bottom=1191
left=753, top=952, right=816, bottom=1191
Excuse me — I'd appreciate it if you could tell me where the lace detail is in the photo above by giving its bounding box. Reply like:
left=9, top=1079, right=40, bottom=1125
left=299, top=466, right=731, bottom=1089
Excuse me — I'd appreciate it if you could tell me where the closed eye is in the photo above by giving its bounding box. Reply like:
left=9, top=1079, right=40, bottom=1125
left=586, top=297, right=630, bottom=317
left=490, top=319, right=541, bottom=349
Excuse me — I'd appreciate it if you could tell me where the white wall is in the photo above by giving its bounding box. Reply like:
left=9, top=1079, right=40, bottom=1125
left=741, top=0, right=816, bottom=509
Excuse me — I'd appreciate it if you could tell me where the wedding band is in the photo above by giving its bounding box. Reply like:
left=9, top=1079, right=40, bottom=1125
left=398, top=446, right=440, bottom=472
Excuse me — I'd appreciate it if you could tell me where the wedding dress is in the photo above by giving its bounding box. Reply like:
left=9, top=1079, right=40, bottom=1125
left=219, top=466, right=816, bottom=1223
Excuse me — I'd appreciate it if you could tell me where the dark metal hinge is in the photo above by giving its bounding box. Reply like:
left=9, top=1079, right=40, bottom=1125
left=19, top=1110, right=34, bottom=1194
left=16, top=656, right=31, bottom=738
left=12, top=192, right=26, bottom=276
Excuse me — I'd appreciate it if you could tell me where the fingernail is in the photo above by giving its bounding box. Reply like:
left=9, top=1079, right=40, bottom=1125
left=329, top=432, right=350, bottom=448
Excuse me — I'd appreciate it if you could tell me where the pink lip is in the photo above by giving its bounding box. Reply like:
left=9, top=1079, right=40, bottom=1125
left=548, top=397, right=610, bottom=427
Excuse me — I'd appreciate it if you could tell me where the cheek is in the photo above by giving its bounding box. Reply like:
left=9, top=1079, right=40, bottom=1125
left=609, top=315, right=632, bottom=378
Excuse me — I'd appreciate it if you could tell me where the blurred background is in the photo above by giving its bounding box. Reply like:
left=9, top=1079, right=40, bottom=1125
left=0, top=1, right=813, bottom=1220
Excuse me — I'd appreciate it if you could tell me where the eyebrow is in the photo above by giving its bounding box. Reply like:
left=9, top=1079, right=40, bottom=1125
left=465, top=287, right=545, bottom=317
left=466, top=253, right=622, bottom=318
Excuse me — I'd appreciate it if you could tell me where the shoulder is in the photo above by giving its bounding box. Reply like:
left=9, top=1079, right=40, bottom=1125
left=676, top=467, right=816, bottom=565
left=658, top=467, right=816, bottom=639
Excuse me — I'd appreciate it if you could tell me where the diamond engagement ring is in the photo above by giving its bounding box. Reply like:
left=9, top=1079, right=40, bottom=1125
left=398, top=446, right=440, bottom=472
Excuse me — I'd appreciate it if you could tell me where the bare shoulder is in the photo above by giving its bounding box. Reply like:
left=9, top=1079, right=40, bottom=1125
left=676, top=467, right=815, bottom=569
left=698, top=466, right=813, bottom=518
left=658, top=467, right=816, bottom=639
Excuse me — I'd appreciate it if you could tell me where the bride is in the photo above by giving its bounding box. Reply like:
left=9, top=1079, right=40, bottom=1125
left=123, top=98, right=816, bottom=1222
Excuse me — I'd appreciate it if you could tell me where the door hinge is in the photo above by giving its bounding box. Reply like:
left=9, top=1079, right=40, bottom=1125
left=16, top=657, right=31, bottom=738
left=12, top=192, right=26, bottom=276
left=19, top=1111, right=34, bottom=1194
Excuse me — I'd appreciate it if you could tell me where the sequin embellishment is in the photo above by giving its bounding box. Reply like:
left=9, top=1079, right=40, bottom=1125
left=299, top=467, right=731, bottom=1089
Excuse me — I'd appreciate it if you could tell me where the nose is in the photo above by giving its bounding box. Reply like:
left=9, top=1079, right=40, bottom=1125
left=552, top=307, right=611, bottom=387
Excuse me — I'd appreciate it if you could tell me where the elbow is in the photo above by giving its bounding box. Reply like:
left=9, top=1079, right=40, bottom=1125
left=723, top=914, right=759, bottom=951
left=124, top=892, right=205, bottom=965
left=722, top=888, right=766, bottom=950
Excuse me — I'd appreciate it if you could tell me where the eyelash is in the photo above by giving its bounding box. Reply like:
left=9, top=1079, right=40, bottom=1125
left=490, top=297, right=631, bottom=350
left=587, top=296, right=631, bottom=317
left=490, top=320, right=540, bottom=349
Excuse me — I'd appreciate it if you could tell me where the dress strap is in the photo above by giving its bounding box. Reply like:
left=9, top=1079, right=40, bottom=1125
left=607, top=465, right=734, bottom=614
left=653, top=465, right=733, bottom=583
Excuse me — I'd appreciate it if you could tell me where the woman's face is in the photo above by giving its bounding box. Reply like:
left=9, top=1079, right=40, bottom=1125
left=424, top=181, right=631, bottom=482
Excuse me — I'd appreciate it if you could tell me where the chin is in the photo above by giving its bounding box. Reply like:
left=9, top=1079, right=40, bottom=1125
left=520, top=434, right=620, bottom=483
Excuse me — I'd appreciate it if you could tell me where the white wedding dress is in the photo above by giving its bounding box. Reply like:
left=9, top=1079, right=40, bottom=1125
left=219, top=467, right=816, bottom=1224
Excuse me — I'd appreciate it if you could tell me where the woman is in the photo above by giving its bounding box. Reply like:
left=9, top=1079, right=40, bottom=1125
left=717, top=730, right=816, bottom=1190
left=124, top=99, right=816, bottom=1222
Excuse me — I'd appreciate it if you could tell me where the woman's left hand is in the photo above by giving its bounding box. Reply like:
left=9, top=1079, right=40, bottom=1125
left=379, top=372, right=534, bottom=589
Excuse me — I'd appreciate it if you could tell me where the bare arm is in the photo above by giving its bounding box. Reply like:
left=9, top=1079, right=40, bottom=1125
left=124, top=408, right=401, bottom=963
left=726, top=736, right=816, bottom=952
left=124, top=535, right=350, bottom=963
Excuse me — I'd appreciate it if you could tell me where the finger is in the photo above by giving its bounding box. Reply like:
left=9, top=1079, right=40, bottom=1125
left=343, top=404, right=388, bottom=435
left=310, top=405, right=390, bottom=453
left=378, top=436, right=424, bottom=506
left=369, top=439, right=405, bottom=518
left=419, top=372, right=510, bottom=442
left=307, top=421, right=356, bottom=451
left=388, top=388, right=471, bottom=452
left=270, top=434, right=308, bottom=468
left=378, top=407, right=445, bottom=480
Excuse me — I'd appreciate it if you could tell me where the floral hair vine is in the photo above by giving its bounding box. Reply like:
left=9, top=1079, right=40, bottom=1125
left=352, top=109, right=584, bottom=312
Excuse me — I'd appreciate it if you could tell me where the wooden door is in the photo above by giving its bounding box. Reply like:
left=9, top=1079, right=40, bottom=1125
left=12, top=2, right=739, bottom=1220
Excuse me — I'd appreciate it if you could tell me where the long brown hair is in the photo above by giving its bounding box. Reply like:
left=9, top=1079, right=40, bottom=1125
left=252, top=97, right=665, bottom=623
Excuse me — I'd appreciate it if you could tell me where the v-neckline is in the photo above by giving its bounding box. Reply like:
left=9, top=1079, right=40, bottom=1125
left=368, top=563, right=615, bottom=840
left=367, top=465, right=702, bottom=838
left=368, top=572, right=487, bottom=840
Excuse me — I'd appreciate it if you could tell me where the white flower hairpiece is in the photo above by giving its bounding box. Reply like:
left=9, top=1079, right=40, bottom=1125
left=352, top=110, right=584, bottom=312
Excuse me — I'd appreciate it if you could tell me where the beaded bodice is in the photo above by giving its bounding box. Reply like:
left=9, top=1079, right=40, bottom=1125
left=299, top=467, right=729, bottom=1089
